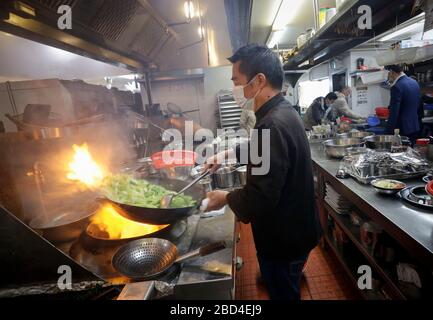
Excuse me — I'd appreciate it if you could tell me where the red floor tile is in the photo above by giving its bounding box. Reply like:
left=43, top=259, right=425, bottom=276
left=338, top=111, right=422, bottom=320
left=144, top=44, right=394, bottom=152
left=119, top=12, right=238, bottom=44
left=235, top=224, right=361, bottom=300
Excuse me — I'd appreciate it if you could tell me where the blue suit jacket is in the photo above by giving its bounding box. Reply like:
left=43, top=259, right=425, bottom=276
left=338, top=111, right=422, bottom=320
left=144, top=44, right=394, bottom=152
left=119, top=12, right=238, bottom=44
left=386, top=75, right=420, bottom=136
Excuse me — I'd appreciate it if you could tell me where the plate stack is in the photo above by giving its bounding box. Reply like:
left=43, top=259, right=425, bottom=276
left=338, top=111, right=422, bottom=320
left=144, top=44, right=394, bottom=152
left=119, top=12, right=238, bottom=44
left=325, top=184, right=352, bottom=215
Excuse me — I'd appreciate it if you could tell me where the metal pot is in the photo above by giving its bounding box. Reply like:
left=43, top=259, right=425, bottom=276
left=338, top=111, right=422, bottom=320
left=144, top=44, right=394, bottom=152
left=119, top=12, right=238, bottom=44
left=364, top=135, right=410, bottom=151
left=323, top=138, right=364, bottom=159
left=236, top=166, right=247, bottom=186
left=214, top=166, right=237, bottom=189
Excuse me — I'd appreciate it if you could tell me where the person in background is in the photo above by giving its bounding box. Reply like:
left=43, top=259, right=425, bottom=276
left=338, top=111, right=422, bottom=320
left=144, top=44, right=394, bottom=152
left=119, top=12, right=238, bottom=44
left=331, top=87, right=365, bottom=121
left=385, top=65, right=421, bottom=143
left=204, top=44, right=322, bottom=300
left=303, top=92, right=338, bottom=130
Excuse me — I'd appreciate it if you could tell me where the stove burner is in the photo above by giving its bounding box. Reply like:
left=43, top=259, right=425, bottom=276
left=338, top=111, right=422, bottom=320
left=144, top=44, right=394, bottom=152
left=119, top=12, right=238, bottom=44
left=400, top=186, right=433, bottom=211
left=68, top=219, right=189, bottom=282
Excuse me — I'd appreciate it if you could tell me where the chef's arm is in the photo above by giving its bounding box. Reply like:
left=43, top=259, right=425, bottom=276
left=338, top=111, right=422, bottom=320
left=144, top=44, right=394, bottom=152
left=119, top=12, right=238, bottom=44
left=334, top=99, right=364, bottom=120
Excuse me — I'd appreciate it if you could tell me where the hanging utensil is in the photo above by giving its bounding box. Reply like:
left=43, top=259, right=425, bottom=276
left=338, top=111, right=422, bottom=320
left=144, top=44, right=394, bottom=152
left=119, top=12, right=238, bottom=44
left=160, top=170, right=210, bottom=208
left=112, top=238, right=227, bottom=280
left=167, top=102, right=199, bottom=117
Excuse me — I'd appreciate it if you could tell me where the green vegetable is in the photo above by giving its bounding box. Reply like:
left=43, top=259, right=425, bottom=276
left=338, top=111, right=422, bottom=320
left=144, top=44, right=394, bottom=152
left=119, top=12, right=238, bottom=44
left=101, top=174, right=196, bottom=208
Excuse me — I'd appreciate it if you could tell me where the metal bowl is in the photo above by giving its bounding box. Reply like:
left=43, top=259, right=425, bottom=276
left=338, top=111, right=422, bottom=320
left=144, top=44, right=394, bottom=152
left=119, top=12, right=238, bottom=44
left=323, top=138, right=364, bottom=159
left=371, top=179, right=407, bottom=195
left=364, top=135, right=410, bottom=151
left=346, top=147, right=369, bottom=156
left=337, top=132, right=374, bottom=140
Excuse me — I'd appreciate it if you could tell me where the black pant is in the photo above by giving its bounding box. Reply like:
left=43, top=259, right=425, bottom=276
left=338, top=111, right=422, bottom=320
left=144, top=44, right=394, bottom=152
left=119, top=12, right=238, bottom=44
left=257, top=253, right=309, bottom=300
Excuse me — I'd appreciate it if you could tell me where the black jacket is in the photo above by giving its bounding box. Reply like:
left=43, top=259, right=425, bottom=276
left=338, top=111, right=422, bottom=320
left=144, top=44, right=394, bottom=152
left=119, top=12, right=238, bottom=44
left=227, top=94, right=322, bottom=261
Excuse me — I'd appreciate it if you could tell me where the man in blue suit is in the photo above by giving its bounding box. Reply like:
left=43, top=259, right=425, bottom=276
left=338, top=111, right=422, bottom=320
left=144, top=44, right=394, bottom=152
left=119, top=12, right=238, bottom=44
left=385, top=65, right=421, bottom=143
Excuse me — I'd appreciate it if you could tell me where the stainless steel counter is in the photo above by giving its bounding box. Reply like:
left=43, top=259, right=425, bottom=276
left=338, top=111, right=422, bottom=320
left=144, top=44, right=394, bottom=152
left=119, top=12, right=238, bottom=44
left=310, top=142, right=433, bottom=265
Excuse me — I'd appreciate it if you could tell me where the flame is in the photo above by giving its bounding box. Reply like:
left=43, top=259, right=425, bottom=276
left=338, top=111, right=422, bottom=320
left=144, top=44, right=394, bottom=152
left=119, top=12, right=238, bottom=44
left=66, top=144, right=104, bottom=188
left=88, top=204, right=168, bottom=239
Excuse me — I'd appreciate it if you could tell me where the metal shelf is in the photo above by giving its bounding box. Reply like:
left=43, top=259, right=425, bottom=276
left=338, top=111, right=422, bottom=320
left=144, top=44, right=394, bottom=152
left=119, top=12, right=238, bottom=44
left=325, top=203, right=407, bottom=300
left=217, top=91, right=242, bottom=129
left=283, top=0, right=417, bottom=71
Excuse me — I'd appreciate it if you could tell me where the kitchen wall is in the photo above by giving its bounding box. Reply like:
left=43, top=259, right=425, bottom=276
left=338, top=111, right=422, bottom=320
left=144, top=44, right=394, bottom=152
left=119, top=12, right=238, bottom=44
left=296, top=49, right=392, bottom=118
left=349, top=50, right=391, bottom=117
left=149, top=65, right=233, bottom=133
left=0, top=79, right=74, bottom=132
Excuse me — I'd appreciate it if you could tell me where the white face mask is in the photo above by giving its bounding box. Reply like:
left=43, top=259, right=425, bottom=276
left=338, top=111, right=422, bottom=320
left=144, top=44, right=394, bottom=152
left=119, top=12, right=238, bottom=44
left=232, top=76, right=261, bottom=109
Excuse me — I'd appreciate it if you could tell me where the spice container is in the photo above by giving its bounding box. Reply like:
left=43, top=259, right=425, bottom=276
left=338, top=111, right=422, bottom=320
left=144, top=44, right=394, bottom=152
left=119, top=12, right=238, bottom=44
left=414, top=138, right=429, bottom=159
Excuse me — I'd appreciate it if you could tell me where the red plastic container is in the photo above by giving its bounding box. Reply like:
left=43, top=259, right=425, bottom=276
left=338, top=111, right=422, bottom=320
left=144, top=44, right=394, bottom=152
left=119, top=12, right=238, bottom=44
left=151, top=150, right=198, bottom=169
left=340, top=117, right=352, bottom=123
left=375, top=107, right=390, bottom=119
left=426, top=180, right=433, bottom=197
left=416, top=139, right=430, bottom=145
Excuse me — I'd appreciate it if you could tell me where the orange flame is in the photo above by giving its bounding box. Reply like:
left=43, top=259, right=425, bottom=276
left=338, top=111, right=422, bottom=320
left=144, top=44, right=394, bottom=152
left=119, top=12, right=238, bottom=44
left=66, top=144, right=104, bottom=188
left=88, top=204, right=168, bottom=239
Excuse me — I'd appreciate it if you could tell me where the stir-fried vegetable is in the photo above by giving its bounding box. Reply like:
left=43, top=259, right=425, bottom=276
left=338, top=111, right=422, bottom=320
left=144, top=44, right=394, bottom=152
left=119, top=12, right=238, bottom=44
left=101, top=174, right=196, bottom=208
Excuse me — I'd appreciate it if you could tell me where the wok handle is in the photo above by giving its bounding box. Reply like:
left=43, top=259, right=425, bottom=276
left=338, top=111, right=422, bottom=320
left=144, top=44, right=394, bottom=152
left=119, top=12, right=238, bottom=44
left=174, top=241, right=227, bottom=264
left=176, top=170, right=211, bottom=195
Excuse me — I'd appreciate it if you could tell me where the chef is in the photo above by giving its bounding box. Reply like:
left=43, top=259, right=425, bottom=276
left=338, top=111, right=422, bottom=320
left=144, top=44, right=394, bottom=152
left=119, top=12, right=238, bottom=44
left=385, top=65, right=421, bottom=144
left=203, top=44, right=322, bottom=300
left=331, top=87, right=365, bottom=121
left=303, top=92, right=338, bottom=130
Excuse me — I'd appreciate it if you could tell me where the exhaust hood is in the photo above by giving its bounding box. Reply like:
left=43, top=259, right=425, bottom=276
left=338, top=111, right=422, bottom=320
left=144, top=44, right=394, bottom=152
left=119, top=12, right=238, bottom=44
left=0, top=0, right=233, bottom=72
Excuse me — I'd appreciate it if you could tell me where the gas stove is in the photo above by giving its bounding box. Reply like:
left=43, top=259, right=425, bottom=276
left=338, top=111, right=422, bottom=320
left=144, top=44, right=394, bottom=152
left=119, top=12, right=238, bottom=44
left=67, top=214, right=200, bottom=285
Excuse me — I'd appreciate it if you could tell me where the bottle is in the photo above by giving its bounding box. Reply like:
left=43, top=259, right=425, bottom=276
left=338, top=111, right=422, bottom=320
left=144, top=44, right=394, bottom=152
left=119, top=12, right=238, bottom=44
left=391, top=129, right=402, bottom=153
left=393, top=129, right=402, bottom=146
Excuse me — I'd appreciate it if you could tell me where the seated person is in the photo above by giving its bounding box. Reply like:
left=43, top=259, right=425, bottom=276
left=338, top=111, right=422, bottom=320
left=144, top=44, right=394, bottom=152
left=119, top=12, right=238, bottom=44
left=303, top=92, right=338, bottom=130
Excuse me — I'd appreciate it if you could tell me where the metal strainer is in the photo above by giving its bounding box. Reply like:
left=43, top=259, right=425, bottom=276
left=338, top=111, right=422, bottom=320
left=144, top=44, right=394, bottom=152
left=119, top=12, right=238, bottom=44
left=112, top=238, right=227, bottom=280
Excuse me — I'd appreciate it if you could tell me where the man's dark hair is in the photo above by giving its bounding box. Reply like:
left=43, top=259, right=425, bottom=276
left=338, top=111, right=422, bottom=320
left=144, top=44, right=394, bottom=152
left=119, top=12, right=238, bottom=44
left=228, top=44, right=284, bottom=90
left=325, top=92, right=338, bottom=101
left=385, top=65, right=403, bottom=73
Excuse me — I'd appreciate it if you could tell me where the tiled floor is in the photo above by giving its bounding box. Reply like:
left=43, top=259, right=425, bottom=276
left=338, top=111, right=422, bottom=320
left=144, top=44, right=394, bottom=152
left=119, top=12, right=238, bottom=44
left=235, top=224, right=361, bottom=300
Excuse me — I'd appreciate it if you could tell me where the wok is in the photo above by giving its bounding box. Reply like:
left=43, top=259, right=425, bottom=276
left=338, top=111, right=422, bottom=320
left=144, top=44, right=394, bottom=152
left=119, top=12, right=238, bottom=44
left=112, top=238, right=227, bottom=280
left=103, top=178, right=205, bottom=225
left=29, top=201, right=99, bottom=243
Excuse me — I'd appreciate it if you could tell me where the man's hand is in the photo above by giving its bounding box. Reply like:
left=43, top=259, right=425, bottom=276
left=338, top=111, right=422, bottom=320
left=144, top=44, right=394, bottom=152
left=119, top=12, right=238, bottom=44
left=205, top=190, right=229, bottom=211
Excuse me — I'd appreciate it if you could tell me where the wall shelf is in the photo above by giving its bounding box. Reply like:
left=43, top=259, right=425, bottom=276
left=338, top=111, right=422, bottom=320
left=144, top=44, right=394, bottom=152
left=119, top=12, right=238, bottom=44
left=283, top=0, right=417, bottom=71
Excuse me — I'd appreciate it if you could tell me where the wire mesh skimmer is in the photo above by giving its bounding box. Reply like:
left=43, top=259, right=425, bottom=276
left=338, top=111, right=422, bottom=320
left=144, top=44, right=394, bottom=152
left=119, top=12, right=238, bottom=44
left=112, top=238, right=227, bottom=280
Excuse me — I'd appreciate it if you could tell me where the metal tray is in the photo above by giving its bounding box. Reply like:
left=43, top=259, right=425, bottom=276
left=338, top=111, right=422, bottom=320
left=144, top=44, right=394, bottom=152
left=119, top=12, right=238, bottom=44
left=349, top=170, right=429, bottom=185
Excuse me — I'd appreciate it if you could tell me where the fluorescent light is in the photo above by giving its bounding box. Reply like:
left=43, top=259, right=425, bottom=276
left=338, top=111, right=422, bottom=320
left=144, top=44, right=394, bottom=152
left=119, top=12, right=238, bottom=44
left=314, top=52, right=327, bottom=62
left=272, top=0, right=305, bottom=31
left=118, top=74, right=138, bottom=80
left=267, top=30, right=285, bottom=48
left=379, top=13, right=425, bottom=42
left=198, top=26, right=205, bottom=38
left=184, top=1, right=195, bottom=20
left=266, top=0, right=305, bottom=47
